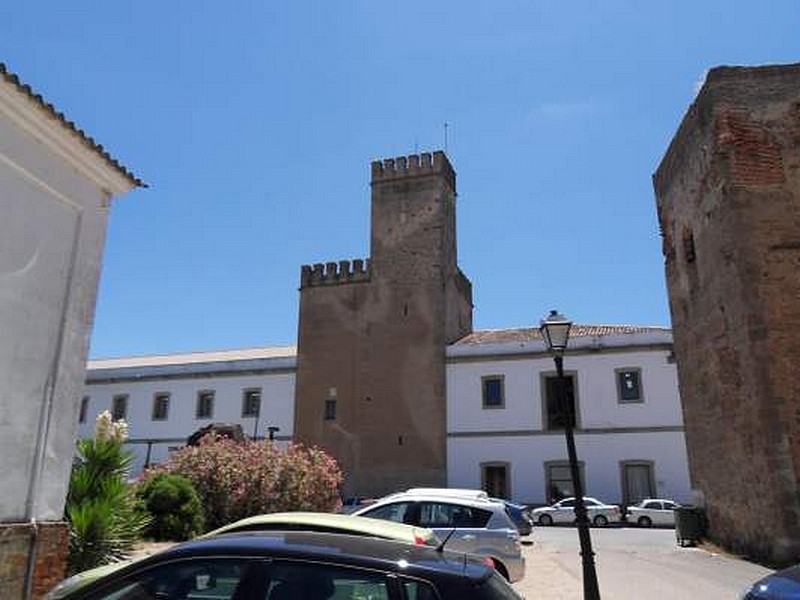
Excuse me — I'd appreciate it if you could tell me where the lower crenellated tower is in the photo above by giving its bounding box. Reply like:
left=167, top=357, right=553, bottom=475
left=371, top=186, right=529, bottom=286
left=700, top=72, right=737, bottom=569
left=294, top=151, right=472, bottom=497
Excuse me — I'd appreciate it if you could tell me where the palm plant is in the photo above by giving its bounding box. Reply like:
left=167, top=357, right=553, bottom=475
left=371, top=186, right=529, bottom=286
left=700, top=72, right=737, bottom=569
left=65, top=413, right=149, bottom=574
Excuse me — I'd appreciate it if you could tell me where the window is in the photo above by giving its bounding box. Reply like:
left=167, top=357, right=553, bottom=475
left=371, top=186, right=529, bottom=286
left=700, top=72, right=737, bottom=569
left=616, top=368, right=643, bottom=403
left=482, top=375, right=505, bottom=409
left=196, top=390, right=215, bottom=419
left=402, top=580, right=439, bottom=600
left=360, top=502, right=415, bottom=524
left=152, top=393, right=170, bottom=421
left=112, top=394, right=128, bottom=421
left=417, top=502, right=491, bottom=528
left=268, top=562, right=390, bottom=600
left=545, top=461, right=585, bottom=503
left=324, top=399, right=337, bottom=421
left=482, top=462, right=509, bottom=499
left=83, top=557, right=252, bottom=600
left=542, top=372, right=577, bottom=430
left=79, top=396, right=89, bottom=423
left=242, top=389, right=261, bottom=417
left=621, top=461, right=655, bottom=505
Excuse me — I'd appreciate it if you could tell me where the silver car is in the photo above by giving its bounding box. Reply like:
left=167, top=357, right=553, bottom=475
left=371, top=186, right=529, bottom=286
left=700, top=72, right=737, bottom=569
left=353, top=491, right=525, bottom=582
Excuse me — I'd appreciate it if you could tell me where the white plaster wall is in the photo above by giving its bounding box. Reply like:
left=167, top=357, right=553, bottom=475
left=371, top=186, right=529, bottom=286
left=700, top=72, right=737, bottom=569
left=81, top=372, right=296, bottom=475
left=447, top=348, right=682, bottom=432
left=0, top=112, right=113, bottom=521
left=445, top=345, right=691, bottom=505
left=447, top=431, right=691, bottom=505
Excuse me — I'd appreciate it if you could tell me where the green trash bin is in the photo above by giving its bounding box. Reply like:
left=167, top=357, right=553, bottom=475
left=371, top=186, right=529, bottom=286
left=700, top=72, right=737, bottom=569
left=675, top=506, right=706, bottom=547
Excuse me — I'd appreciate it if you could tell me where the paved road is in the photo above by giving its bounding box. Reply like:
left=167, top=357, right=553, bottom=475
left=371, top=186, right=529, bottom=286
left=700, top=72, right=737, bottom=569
left=512, top=526, right=772, bottom=599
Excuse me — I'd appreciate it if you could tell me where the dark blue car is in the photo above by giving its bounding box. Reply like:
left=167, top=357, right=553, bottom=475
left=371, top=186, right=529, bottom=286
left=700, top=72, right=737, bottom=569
left=743, top=565, right=800, bottom=599
left=49, top=530, right=523, bottom=600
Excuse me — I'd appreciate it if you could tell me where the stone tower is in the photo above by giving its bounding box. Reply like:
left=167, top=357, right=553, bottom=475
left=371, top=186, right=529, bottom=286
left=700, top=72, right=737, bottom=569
left=654, top=64, right=800, bottom=564
left=294, top=151, right=473, bottom=497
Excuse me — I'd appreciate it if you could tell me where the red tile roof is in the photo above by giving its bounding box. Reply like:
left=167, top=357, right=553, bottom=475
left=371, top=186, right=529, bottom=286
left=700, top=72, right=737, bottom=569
left=454, top=325, right=670, bottom=345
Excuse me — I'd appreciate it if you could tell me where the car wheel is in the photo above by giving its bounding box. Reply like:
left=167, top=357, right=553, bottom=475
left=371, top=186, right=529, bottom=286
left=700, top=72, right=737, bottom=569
left=638, top=516, right=652, bottom=527
left=538, top=514, right=553, bottom=526
left=593, top=515, right=608, bottom=527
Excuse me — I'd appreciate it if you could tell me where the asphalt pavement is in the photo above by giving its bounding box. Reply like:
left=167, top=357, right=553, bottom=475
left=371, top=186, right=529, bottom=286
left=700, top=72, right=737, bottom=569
left=512, top=526, right=772, bottom=599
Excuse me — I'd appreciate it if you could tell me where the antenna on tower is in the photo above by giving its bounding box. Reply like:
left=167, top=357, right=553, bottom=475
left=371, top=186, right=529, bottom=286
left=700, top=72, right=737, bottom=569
left=444, top=122, right=449, bottom=153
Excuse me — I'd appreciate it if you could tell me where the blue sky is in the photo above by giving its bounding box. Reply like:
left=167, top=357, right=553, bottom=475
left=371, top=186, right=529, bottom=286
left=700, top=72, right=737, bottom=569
left=2, top=2, right=797, bottom=358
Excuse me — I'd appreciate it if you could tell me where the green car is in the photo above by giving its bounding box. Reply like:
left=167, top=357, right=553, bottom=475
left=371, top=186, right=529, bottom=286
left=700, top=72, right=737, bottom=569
left=47, top=512, right=440, bottom=599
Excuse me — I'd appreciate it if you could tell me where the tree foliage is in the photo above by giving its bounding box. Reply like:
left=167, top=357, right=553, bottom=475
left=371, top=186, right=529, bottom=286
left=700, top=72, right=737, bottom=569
left=151, top=434, right=342, bottom=530
left=135, top=473, right=204, bottom=541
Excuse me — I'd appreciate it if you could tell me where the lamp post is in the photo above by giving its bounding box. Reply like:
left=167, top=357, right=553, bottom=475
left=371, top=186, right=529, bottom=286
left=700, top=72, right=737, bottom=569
left=540, top=310, right=601, bottom=600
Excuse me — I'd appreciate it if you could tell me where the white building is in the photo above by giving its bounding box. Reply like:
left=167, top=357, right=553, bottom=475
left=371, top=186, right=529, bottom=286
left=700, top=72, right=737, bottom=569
left=82, top=324, right=691, bottom=505
left=0, top=62, right=142, bottom=597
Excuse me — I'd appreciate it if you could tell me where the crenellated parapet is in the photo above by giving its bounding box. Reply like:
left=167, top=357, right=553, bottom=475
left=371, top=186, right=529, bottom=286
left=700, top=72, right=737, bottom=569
left=300, top=258, right=372, bottom=288
left=371, top=150, right=456, bottom=192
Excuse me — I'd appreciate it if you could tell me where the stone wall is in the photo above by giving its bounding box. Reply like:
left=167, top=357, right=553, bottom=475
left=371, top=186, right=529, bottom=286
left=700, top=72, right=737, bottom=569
left=0, top=522, right=68, bottom=599
left=654, top=63, right=800, bottom=565
left=294, top=152, right=472, bottom=497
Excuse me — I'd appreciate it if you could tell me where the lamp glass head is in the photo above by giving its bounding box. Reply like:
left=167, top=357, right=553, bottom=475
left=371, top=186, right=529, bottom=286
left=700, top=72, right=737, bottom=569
left=540, top=310, right=572, bottom=353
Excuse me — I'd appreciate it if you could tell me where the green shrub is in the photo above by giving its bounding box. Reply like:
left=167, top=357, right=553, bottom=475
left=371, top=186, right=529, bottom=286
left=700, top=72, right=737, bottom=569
left=136, top=473, right=204, bottom=541
left=154, top=434, right=342, bottom=530
left=66, top=412, right=149, bottom=574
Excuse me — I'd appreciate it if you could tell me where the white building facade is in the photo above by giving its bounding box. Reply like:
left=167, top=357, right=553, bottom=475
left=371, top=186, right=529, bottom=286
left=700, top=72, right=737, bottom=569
left=0, top=62, right=142, bottom=598
left=446, top=325, right=691, bottom=505
left=82, top=325, right=691, bottom=506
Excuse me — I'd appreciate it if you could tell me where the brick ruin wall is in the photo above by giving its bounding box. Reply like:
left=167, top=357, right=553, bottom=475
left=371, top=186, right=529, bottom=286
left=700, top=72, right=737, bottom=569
left=0, top=522, right=68, bottom=599
left=654, top=63, right=800, bottom=565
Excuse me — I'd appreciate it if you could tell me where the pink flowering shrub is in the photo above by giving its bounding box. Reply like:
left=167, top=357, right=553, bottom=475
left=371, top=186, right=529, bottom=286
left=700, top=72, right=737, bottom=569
left=148, top=434, right=343, bottom=530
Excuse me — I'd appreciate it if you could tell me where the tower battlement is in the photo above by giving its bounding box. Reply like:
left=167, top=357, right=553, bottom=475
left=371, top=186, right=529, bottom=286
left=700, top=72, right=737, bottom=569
left=300, top=258, right=371, bottom=288
left=371, top=150, right=456, bottom=191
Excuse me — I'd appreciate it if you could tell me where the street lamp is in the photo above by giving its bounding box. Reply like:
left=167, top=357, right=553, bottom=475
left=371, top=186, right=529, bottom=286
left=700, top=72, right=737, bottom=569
left=540, top=310, right=601, bottom=600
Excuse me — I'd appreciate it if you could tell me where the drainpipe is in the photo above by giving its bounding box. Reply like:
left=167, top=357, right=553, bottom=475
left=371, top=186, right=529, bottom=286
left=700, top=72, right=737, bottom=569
left=23, top=209, right=83, bottom=599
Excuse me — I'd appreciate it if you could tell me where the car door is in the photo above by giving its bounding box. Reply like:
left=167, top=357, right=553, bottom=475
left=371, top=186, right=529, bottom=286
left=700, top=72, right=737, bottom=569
left=658, top=501, right=678, bottom=526
left=554, top=499, right=576, bottom=523
left=416, top=501, right=486, bottom=555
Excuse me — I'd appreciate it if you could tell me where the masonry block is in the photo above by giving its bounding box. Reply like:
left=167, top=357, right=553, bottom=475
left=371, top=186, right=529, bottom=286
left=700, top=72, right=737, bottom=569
left=654, top=63, right=800, bottom=565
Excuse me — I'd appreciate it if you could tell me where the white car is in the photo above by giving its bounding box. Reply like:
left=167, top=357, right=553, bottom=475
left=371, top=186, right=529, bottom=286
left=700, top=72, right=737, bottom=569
left=626, top=498, right=679, bottom=527
left=532, top=496, right=621, bottom=527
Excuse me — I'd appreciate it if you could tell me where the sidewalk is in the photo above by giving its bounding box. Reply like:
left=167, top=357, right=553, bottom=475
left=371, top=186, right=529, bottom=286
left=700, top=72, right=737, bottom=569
left=513, top=542, right=583, bottom=599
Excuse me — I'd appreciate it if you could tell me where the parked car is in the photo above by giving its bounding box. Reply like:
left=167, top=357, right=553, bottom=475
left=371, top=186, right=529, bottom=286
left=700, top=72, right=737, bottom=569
left=203, top=511, right=439, bottom=546
left=532, top=496, right=621, bottom=527
left=489, top=498, right=533, bottom=536
left=353, top=491, right=525, bottom=582
left=625, top=499, right=679, bottom=527
left=339, top=496, right=379, bottom=514
left=48, top=512, right=439, bottom=599
left=48, top=531, right=523, bottom=600
left=741, top=564, right=800, bottom=599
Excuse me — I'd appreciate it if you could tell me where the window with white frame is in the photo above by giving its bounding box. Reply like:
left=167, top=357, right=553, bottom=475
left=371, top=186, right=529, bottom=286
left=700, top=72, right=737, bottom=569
left=616, top=368, right=643, bottom=403
left=481, top=375, right=505, bottom=409
left=152, top=393, right=170, bottom=421
left=196, top=390, right=215, bottom=419
left=242, top=388, right=261, bottom=418
left=542, top=372, right=577, bottom=430
left=112, top=394, right=128, bottom=421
